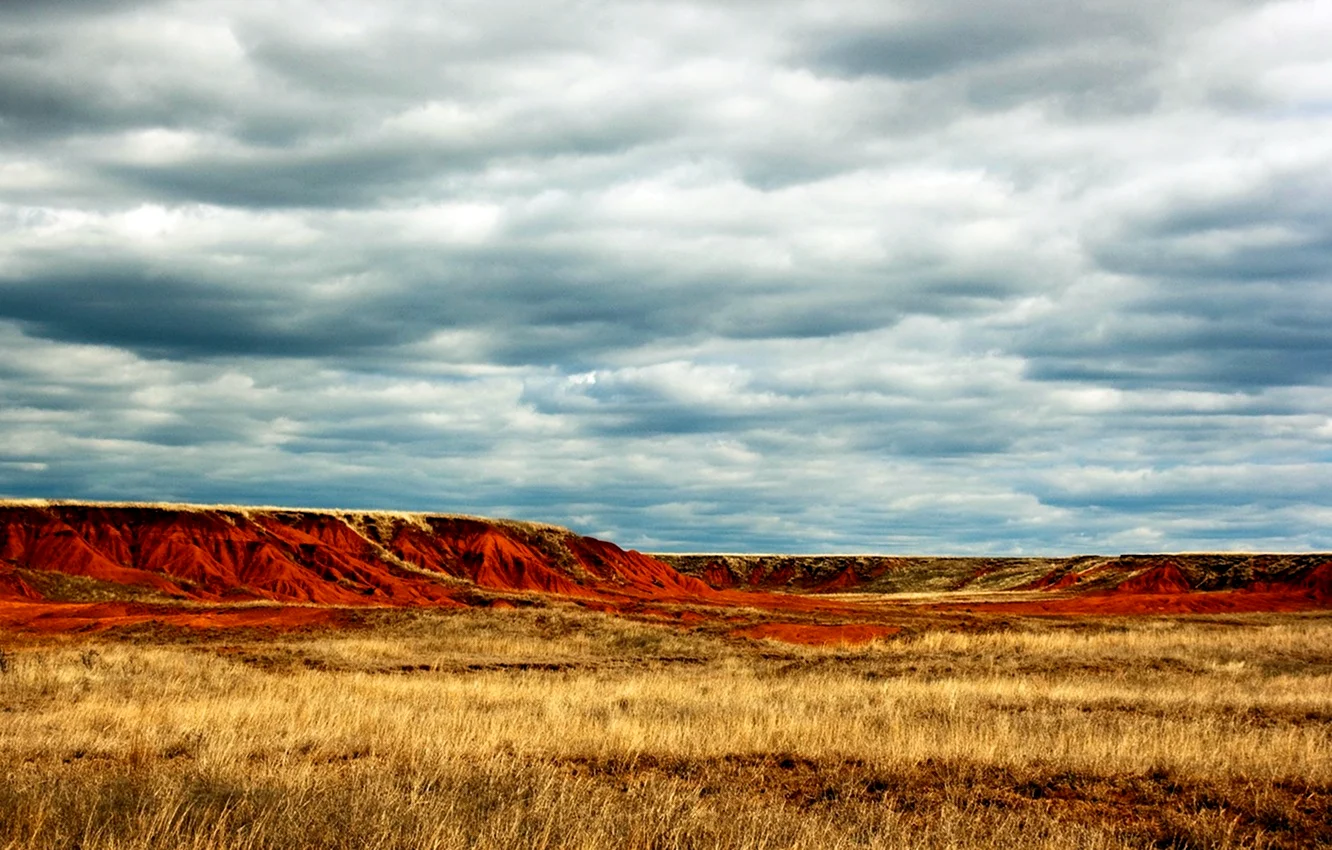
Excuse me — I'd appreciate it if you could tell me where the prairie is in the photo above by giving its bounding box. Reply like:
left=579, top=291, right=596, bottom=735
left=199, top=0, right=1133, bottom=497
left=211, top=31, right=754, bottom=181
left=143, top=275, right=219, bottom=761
left=2, top=606, right=1330, bottom=849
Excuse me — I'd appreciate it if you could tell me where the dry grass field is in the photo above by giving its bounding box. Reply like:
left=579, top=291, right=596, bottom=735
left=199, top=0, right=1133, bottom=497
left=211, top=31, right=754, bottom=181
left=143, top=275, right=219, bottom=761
left=2, top=606, right=1331, bottom=849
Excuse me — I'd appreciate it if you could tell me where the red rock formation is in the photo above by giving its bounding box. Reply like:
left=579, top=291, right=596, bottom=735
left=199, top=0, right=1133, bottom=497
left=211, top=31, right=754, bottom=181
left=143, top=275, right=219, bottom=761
left=0, top=564, right=38, bottom=600
left=1112, top=562, right=1192, bottom=595
left=814, top=565, right=861, bottom=592
left=562, top=535, right=716, bottom=599
left=1248, top=560, right=1332, bottom=602
left=1294, top=561, right=1332, bottom=601
left=0, top=503, right=698, bottom=607
left=383, top=517, right=591, bottom=597
left=0, top=502, right=760, bottom=613
left=700, top=561, right=736, bottom=589
left=4, top=503, right=1330, bottom=641
left=1017, top=568, right=1083, bottom=591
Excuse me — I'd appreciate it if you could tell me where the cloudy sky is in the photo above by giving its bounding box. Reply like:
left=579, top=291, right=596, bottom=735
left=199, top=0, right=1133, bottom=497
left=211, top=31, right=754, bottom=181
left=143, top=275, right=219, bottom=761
left=2, top=0, right=1330, bottom=553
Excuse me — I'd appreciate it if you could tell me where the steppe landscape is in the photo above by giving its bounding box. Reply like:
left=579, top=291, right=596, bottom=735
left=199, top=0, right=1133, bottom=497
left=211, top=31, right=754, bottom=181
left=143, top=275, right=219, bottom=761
left=2, top=501, right=1330, bottom=849
left=6, top=0, right=1332, bottom=845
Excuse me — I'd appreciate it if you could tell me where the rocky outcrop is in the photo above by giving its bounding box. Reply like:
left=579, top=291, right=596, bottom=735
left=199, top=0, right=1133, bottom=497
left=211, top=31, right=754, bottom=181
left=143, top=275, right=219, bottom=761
left=0, top=502, right=706, bottom=607
left=660, top=551, right=1332, bottom=601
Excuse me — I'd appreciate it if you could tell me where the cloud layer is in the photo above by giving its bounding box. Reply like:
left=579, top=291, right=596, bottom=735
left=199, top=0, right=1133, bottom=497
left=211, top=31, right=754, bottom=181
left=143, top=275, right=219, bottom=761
left=3, top=0, right=1330, bottom=553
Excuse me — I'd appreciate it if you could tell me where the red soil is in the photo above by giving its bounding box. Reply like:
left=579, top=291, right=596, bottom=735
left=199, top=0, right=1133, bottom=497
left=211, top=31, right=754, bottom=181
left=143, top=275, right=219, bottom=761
left=563, top=534, right=717, bottom=598
left=2, top=506, right=698, bottom=608
left=0, top=504, right=852, bottom=640
left=1250, top=560, right=1332, bottom=602
left=1018, top=567, right=1090, bottom=591
left=731, top=622, right=900, bottom=645
left=934, top=561, right=1329, bottom=617
left=1112, top=562, right=1192, bottom=594
left=4, top=504, right=1330, bottom=642
left=700, top=561, right=736, bottom=588
left=0, top=507, right=468, bottom=606
left=943, top=590, right=1327, bottom=617
left=1295, top=561, right=1332, bottom=601
left=1048, top=571, right=1083, bottom=590
left=814, top=566, right=861, bottom=592
left=0, top=599, right=346, bottom=633
left=389, top=518, right=591, bottom=597
left=965, top=559, right=1332, bottom=616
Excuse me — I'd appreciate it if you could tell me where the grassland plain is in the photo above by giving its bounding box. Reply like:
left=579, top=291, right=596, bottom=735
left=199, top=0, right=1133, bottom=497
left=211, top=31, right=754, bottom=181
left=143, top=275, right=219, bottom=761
left=2, top=606, right=1331, bottom=849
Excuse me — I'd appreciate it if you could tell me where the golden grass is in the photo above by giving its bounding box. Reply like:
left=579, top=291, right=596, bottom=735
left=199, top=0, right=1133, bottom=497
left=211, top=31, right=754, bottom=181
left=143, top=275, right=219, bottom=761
left=2, top=609, right=1331, bottom=849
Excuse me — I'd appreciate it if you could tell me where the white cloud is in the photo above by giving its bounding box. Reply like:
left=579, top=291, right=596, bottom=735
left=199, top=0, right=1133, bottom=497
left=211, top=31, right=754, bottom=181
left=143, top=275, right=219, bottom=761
left=0, top=0, right=1328, bottom=552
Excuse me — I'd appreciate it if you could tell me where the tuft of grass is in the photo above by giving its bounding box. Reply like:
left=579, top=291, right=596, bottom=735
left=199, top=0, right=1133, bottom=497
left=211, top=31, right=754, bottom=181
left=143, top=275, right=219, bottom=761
left=1, top=609, right=1330, bottom=848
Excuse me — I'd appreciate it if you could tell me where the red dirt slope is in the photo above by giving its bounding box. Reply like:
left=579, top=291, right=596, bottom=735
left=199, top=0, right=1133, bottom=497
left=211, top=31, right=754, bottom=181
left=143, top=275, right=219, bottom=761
left=0, top=506, right=459, bottom=605
left=947, top=589, right=1329, bottom=617
left=1251, top=560, right=1332, bottom=603
left=4, top=502, right=1330, bottom=641
left=0, top=565, right=39, bottom=600
left=1113, top=562, right=1192, bottom=594
left=0, top=502, right=717, bottom=609
left=0, top=600, right=346, bottom=633
left=669, top=552, right=1332, bottom=600
left=0, top=502, right=910, bottom=642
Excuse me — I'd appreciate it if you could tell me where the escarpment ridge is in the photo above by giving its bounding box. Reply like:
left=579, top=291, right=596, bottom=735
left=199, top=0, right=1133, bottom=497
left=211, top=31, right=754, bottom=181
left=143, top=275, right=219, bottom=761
left=658, top=551, right=1332, bottom=614
left=2, top=501, right=1330, bottom=636
left=0, top=501, right=712, bottom=608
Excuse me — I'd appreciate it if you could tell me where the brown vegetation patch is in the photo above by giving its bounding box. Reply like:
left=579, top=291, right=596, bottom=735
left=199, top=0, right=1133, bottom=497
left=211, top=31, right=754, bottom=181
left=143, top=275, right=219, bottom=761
left=731, top=622, right=901, bottom=645
left=2, top=609, right=1331, bottom=848
left=559, top=754, right=1332, bottom=850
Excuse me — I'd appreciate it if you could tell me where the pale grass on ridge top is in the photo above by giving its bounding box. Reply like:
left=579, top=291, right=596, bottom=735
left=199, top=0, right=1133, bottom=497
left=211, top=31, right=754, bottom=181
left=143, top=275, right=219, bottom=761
left=0, top=498, right=572, bottom=535
left=7, top=500, right=1304, bottom=559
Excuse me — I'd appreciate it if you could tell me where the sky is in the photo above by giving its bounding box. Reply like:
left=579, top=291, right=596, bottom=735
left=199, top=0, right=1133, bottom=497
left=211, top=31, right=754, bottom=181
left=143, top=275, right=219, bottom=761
left=1, top=0, right=1330, bottom=554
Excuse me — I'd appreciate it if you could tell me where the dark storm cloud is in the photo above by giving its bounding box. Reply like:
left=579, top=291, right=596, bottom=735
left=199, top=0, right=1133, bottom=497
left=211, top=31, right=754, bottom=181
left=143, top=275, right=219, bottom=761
left=1096, top=166, right=1332, bottom=282
left=0, top=238, right=707, bottom=363
left=1, top=0, right=1330, bottom=552
left=0, top=267, right=298, bottom=356
left=1020, top=284, right=1332, bottom=391
left=0, top=23, right=234, bottom=145
left=0, top=0, right=166, bottom=19
left=812, top=19, right=1041, bottom=81
left=0, top=258, right=663, bottom=366
left=2, top=215, right=1033, bottom=367
left=104, top=148, right=466, bottom=209
left=100, top=114, right=674, bottom=208
left=802, top=0, right=1165, bottom=93
left=1022, top=159, right=1332, bottom=391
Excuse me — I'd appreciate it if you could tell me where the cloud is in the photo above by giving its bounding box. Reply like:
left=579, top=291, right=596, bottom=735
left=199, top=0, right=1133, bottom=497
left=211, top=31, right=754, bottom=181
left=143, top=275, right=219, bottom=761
left=1, top=0, right=1330, bottom=553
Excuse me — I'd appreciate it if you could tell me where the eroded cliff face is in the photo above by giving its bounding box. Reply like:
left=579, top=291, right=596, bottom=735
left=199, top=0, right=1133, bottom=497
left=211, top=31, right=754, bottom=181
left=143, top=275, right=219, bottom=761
left=0, top=502, right=710, bottom=606
left=3, top=502, right=1329, bottom=630
left=657, top=551, right=1332, bottom=603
